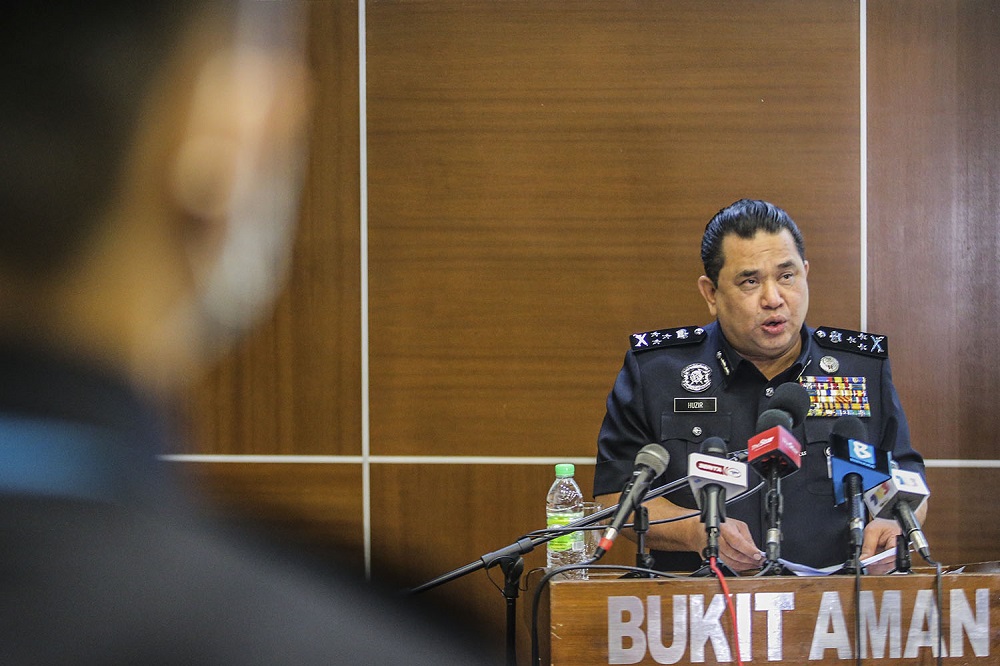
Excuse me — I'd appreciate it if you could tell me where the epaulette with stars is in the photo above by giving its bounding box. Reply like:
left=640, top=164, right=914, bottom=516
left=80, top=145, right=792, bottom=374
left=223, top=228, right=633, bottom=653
left=629, top=326, right=706, bottom=353
left=814, top=326, right=889, bottom=358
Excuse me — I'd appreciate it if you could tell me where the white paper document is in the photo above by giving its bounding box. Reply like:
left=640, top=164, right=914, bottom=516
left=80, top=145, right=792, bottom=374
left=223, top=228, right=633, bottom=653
left=770, top=547, right=897, bottom=576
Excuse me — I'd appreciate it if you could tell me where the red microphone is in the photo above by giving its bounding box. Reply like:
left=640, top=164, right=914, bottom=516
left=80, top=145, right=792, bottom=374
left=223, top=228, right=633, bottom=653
left=748, top=381, right=810, bottom=477
left=747, top=417, right=802, bottom=476
left=747, top=383, right=810, bottom=568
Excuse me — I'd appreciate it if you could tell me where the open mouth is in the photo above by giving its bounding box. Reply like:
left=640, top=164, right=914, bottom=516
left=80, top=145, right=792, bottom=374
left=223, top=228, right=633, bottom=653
left=761, top=317, right=787, bottom=335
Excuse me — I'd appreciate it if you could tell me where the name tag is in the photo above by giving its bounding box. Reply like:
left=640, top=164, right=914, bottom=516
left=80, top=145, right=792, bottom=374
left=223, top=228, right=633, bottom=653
left=673, top=397, right=717, bottom=413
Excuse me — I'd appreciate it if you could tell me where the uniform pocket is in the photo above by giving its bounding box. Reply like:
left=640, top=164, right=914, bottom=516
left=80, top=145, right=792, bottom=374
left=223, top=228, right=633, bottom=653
left=659, top=413, right=733, bottom=450
left=659, top=413, right=733, bottom=508
left=803, top=418, right=836, bottom=496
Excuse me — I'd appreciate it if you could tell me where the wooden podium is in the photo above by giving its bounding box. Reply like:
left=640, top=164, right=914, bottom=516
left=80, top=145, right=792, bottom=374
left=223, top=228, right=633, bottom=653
left=528, top=571, right=998, bottom=665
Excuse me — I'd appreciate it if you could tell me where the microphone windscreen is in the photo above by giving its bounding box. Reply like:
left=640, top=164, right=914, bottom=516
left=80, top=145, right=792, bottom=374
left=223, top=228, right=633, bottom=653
left=769, top=382, right=811, bottom=427
left=756, top=407, right=793, bottom=432
left=699, top=436, right=727, bottom=458
left=831, top=415, right=867, bottom=442
left=635, top=443, right=670, bottom=477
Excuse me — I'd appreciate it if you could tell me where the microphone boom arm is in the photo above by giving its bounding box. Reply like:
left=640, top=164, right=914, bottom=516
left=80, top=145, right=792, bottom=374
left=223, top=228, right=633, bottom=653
left=409, top=474, right=691, bottom=595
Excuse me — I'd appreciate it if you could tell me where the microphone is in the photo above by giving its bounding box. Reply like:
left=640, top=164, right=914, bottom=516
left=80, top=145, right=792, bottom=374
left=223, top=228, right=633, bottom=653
left=687, top=437, right=748, bottom=559
left=764, top=381, right=812, bottom=427
left=593, top=444, right=670, bottom=559
left=829, top=416, right=892, bottom=554
left=748, top=381, right=810, bottom=471
left=748, top=383, right=809, bottom=565
left=748, top=410, right=803, bottom=478
left=864, top=468, right=932, bottom=561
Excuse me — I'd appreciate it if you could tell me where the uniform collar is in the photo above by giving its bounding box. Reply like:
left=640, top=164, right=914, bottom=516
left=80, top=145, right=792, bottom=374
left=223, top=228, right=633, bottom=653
left=711, top=321, right=813, bottom=387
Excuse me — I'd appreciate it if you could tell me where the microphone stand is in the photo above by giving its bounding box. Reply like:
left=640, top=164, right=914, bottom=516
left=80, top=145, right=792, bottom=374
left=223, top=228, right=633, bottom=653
left=691, top=486, right=738, bottom=578
left=894, top=534, right=912, bottom=574
left=760, top=467, right=793, bottom=575
left=499, top=555, right=524, bottom=661
left=620, top=505, right=656, bottom=578
left=409, top=476, right=690, bottom=666
left=834, top=473, right=867, bottom=576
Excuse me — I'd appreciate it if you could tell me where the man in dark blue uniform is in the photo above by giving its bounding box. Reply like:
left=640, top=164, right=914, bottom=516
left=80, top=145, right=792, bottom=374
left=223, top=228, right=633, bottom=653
left=594, top=199, right=927, bottom=573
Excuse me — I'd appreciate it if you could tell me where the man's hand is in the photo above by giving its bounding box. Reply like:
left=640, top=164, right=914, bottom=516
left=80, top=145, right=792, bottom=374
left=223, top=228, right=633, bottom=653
left=861, top=517, right=902, bottom=574
left=717, top=519, right=763, bottom=572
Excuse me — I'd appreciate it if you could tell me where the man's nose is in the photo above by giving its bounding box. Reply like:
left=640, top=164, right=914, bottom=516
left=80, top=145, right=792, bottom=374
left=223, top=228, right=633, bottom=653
left=761, top=281, right=784, bottom=308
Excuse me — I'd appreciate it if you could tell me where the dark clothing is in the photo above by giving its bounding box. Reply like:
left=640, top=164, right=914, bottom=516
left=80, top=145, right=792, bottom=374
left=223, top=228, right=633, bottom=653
left=0, top=344, right=493, bottom=665
left=594, top=321, right=924, bottom=572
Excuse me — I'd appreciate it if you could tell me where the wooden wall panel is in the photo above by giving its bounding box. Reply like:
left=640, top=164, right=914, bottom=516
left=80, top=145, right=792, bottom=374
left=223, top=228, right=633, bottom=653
left=868, top=1, right=1000, bottom=461
left=180, top=463, right=366, bottom=570
left=868, top=2, right=1000, bottom=561
left=923, top=468, right=1000, bottom=566
left=181, top=0, right=362, bottom=458
left=366, top=0, right=862, bottom=460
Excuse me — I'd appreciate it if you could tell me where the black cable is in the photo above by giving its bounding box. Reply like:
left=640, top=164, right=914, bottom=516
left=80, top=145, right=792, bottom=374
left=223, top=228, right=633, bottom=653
left=483, top=555, right=520, bottom=595
left=853, top=546, right=862, bottom=666
left=932, top=559, right=943, bottom=666
left=914, top=549, right=942, bottom=666
left=529, top=563, right=684, bottom=666
left=912, top=550, right=943, bottom=666
left=753, top=560, right=777, bottom=577
left=523, top=481, right=766, bottom=540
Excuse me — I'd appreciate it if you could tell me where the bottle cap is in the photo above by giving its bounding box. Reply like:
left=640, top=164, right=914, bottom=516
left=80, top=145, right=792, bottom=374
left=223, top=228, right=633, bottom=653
left=554, top=463, right=575, bottom=477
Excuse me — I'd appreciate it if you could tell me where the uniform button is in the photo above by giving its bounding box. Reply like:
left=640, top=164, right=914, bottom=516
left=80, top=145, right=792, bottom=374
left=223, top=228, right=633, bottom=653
left=692, top=427, right=703, bottom=437
left=765, top=387, right=775, bottom=397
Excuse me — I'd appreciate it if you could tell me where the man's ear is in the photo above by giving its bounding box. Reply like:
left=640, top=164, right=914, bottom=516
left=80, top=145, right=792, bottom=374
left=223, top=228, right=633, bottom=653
left=168, top=50, right=245, bottom=246
left=697, top=275, right=718, bottom=317
left=167, top=40, right=310, bottom=288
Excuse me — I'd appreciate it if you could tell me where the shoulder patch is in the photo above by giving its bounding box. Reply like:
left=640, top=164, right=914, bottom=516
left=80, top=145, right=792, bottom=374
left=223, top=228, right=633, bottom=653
left=629, top=326, right=706, bottom=353
left=813, top=326, right=888, bottom=358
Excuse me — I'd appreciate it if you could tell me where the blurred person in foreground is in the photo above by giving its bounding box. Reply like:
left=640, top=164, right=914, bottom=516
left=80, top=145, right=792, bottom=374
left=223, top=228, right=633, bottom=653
left=0, top=3, right=493, bottom=664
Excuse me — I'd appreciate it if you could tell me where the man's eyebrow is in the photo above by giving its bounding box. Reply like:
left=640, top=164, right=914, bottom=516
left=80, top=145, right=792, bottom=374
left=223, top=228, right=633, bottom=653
left=735, top=268, right=760, bottom=279
left=776, top=260, right=799, bottom=271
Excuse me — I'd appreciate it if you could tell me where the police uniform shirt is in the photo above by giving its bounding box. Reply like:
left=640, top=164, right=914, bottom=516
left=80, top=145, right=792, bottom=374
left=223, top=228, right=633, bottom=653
left=594, top=320, right=925, bottom=572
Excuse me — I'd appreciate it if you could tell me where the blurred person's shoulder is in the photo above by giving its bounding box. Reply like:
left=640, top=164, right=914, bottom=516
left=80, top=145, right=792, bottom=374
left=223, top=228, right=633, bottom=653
left=0, top=495, right=497, bottom=665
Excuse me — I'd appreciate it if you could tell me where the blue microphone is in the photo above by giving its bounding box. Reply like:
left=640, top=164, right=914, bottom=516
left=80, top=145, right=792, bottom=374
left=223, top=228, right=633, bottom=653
left=829, top=416, right=892, bottom=552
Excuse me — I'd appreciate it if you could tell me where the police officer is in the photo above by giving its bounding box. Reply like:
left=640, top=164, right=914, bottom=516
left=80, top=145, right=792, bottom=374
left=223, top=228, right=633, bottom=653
left=594, top=199, right=927, bottom=573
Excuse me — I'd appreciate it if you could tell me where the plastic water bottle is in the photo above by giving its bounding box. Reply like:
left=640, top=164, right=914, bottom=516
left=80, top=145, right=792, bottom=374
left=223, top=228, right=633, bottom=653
left=546, top=463, right=585, bottom=579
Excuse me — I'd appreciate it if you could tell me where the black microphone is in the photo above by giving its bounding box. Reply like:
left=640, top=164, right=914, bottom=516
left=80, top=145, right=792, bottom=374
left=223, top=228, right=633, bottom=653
left=829, top=416, right=892, bottom=554
left=593, top=444, right=670, bottom=559
left=687, top=437, right=748, bottom=560
left=864, top=468, right=932, bottom=561
left=765, top=381, right=811, bottom=428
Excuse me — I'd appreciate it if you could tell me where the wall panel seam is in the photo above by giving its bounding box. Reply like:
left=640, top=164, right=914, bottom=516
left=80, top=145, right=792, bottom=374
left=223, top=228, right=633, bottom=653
left=162, top=455, right=999, bottom=469
left=860, top=0, right=869, bottom=330
left=358, top=0, right=372, bottom=579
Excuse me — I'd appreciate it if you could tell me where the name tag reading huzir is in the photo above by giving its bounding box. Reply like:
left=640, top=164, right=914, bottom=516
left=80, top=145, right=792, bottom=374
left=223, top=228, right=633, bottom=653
left=674, top=398, right=717, bottom=413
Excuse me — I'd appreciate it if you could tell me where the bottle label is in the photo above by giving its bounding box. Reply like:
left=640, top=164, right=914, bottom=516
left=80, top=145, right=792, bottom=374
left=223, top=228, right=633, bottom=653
left=547, top=513, right=584, bottom=552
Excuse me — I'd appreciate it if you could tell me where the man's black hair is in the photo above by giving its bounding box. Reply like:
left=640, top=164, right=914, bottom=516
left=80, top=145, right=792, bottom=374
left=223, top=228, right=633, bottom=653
left=701, top=199, right=806, bottom=286
left=0, top=4, right=199, bottom=276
